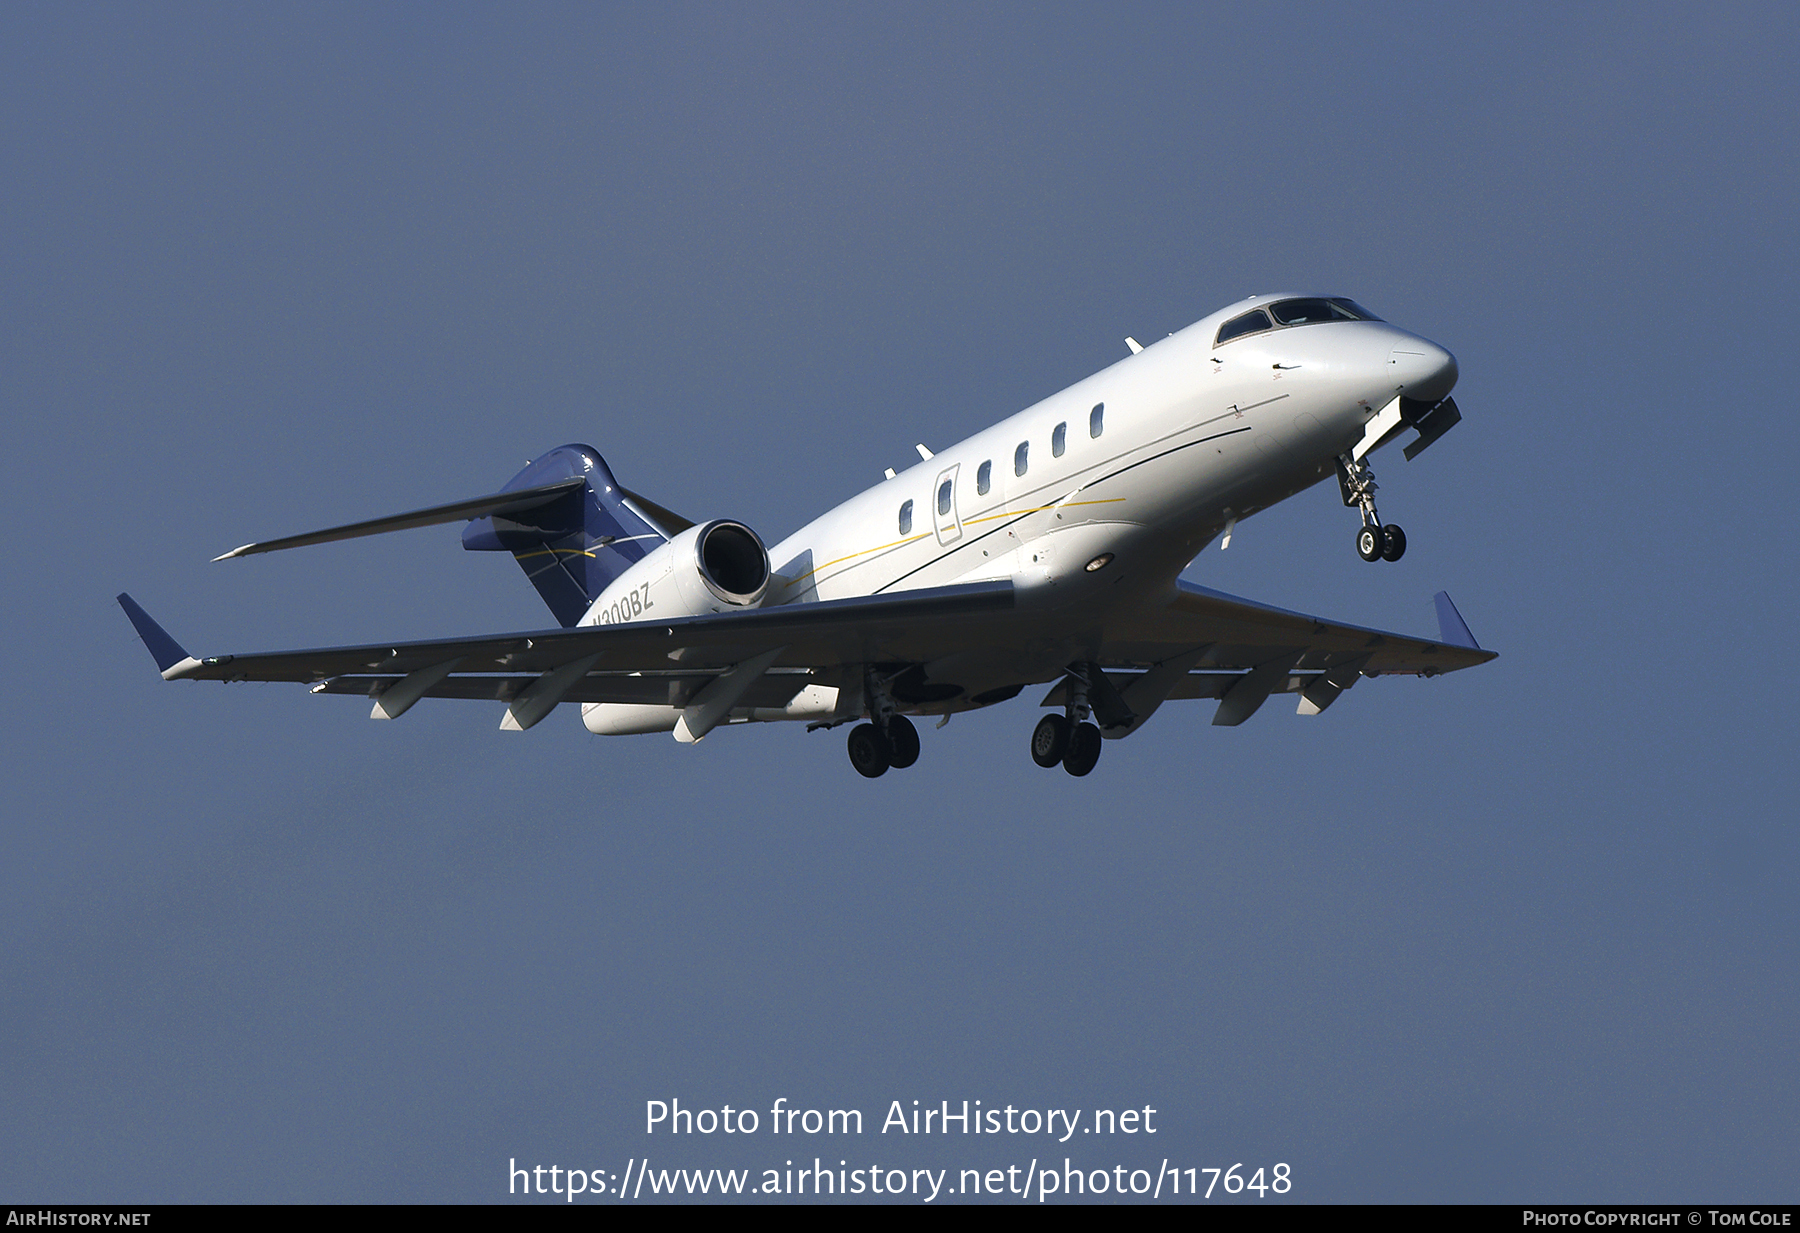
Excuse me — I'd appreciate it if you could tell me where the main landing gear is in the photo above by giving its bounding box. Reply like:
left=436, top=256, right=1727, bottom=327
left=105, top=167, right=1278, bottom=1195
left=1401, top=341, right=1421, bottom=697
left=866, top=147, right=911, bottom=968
left=846, top=715, right=919, bottom=778
left=1029, top=675, right=1103, bottom=777
left=845, top=668, right=922, bottom=778
left=1340, top=453, right=1406, bottom=563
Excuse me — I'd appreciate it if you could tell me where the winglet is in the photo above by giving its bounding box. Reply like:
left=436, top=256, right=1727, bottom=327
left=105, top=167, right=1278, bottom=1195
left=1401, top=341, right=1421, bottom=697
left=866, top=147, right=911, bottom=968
left=116, top=593, right=203, bottom=679
left=1432, top=591, right=1480, bottom=651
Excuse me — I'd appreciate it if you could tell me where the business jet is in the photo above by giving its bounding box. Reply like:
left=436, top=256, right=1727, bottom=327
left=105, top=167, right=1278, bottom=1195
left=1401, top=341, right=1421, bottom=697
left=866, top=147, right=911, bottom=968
left=119, top=294, right=1494, bottom=777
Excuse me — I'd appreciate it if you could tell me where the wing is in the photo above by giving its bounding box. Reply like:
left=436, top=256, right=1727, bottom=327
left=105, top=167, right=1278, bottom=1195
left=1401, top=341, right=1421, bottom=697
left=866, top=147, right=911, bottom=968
left=119, top=576, right=1494, bottom=736
left=1103, top=579, right=1494, bottom=675
left=118, top=582, right=1021, bottom=729
left=1058, top=580, right=1497, bottom=730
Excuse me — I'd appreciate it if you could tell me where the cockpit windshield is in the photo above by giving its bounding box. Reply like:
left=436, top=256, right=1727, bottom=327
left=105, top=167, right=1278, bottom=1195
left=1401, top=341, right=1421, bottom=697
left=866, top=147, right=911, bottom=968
left=1214, top=296, right=1381, bottom=346
left=1269, top=297, right=1381, bottom=325
left=1215, top=309, right=1272, bottom=345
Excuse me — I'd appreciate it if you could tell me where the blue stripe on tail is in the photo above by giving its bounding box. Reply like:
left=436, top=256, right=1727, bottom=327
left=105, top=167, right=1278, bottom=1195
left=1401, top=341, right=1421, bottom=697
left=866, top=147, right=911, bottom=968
left=462, top=445, right=667, bottom=626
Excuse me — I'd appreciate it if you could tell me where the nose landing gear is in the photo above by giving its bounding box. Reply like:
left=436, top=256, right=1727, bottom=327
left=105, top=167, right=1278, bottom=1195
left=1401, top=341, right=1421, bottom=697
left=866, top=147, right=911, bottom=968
left=1379, top=523, right=1406, bottom=562
left=1356, top=524, right=1383, bottom=562
left=1340, top=454, right=1406, bottom=563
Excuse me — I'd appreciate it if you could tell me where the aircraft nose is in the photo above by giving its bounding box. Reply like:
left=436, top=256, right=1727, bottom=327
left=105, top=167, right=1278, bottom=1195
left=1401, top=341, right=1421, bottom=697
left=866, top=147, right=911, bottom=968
left=1388, top=340, right=1458, bottom=404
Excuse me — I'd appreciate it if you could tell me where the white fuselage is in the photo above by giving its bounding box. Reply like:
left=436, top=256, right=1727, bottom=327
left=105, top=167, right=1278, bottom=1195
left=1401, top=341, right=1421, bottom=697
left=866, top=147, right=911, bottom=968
left=582, top=295, right=1457, bottom=733
left=772, top=297, right=1449, bottom=602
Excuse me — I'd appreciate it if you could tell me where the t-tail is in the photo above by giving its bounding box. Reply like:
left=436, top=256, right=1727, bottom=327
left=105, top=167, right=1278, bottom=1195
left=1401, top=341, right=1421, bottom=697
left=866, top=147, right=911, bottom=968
left=461, top=445, right=687, bottom=626
left=208, top=443, right=691, bottom=627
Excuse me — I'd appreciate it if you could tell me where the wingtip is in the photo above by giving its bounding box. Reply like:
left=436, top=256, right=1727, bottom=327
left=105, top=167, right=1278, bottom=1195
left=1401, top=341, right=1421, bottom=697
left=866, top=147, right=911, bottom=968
left=117, top=593, right=196, bottom=675
left=1432, top=591, right=1481, bottom=651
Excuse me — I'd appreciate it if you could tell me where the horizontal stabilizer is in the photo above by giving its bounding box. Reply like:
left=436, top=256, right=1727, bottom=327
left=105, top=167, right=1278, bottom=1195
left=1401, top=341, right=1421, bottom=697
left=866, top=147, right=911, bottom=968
left=619, top=487, right=695, bottom=536
left=212, top=477, right=587, bottom=561
left=1432, top=591, right=1481, bottom=650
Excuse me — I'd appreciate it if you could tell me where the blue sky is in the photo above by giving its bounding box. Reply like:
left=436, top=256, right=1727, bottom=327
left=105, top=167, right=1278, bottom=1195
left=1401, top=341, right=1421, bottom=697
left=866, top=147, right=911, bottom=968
left=3, top=2, right=1795, bottom=1202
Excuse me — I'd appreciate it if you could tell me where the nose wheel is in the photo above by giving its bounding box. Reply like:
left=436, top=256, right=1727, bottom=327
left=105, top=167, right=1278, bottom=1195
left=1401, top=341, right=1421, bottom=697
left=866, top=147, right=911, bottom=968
left=1355, top=522, right=1406, bottom=562
left=1379, top=523, right=1406, bottom=562
left=1356, top=524, right=1382, bottom=562
left=1340, top=454, right=1407, bottom=563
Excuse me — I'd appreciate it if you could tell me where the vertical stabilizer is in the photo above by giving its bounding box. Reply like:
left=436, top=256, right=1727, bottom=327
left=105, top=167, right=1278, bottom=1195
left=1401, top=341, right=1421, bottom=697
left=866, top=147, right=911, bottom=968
left=462, top=445, right=669, bottom=626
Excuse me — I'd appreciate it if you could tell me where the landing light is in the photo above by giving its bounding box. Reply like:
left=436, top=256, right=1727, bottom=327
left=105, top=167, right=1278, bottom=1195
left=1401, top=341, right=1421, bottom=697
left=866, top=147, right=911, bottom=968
left=1085, top=553, right=1114, bottom=573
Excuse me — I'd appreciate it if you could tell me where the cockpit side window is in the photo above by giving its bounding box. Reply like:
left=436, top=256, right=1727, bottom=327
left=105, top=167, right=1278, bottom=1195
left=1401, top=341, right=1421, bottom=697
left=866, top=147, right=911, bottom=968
left=1329, top=297, right=1381, bottom=321
left=1215, top=309, right=1273, bottom=346
left=1269, top=297, right=1373, bottom=326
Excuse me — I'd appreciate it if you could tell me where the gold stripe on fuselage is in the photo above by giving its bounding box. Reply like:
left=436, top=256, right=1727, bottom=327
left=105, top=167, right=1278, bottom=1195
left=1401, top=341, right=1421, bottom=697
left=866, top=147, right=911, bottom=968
left=778, top=496, right=1127, bottom=593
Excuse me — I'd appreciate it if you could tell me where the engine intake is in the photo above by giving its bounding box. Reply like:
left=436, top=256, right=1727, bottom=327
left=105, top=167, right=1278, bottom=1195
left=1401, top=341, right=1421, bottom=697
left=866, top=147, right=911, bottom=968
left=696, top=520, right=769, bottom=605
left=578, top=518, right=771, bottom=627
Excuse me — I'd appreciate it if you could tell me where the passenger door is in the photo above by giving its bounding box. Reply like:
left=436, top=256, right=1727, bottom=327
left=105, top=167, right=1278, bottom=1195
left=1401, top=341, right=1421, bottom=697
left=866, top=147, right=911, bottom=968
left=932, top=463, right=963, bottom=546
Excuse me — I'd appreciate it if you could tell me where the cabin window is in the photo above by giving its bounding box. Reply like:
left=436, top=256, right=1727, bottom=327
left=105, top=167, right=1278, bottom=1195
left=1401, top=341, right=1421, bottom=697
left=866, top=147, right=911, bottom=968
left=1089, top=403, right=1104, bottom=438
left=1215, top=309, right=1273, bottom=346
left=976, top=460, right=991, bottom=495
left=1052, top=421, right=1067, bottom=458
left=1014, top=441, right=1029, bottom=477
left=898, top=500, right=913, bottom=535
left=937, top=479, right=952, bottom=516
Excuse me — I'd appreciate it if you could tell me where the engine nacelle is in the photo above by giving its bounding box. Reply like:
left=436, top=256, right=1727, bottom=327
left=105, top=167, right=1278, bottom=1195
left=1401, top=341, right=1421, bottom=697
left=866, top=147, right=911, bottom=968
left=578, top=519, right=770, bottom=628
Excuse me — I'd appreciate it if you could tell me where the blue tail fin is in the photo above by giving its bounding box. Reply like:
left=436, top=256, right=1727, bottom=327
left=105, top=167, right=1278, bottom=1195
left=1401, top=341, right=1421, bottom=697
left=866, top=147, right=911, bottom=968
left=462, top=445, right=671, bottom=626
